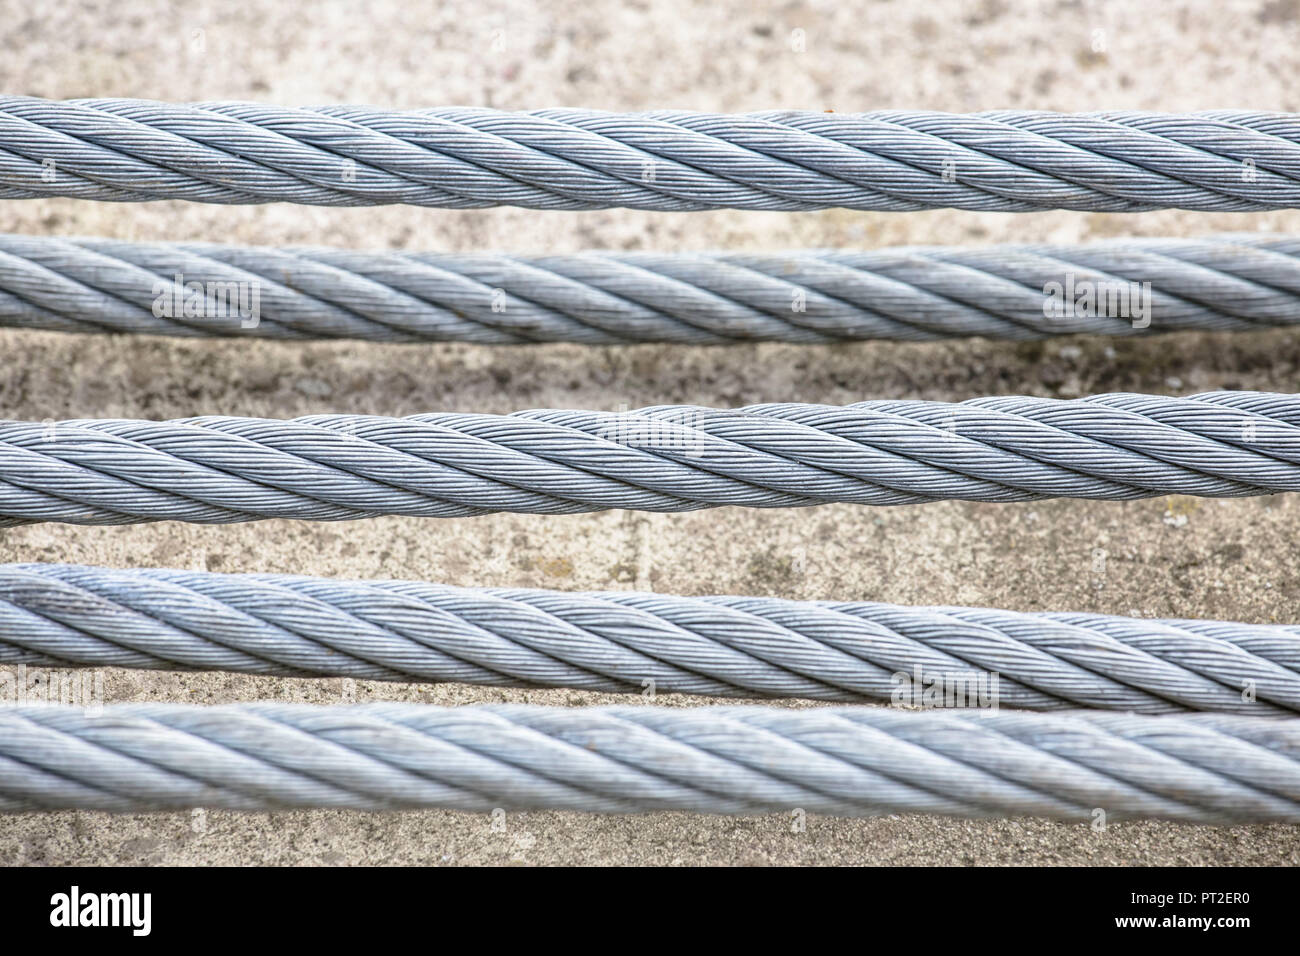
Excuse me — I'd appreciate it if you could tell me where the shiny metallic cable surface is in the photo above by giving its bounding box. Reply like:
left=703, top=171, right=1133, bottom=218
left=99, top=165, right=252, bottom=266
left=1, top=233, right=1298, bottom=343
left=1, top=99, right=1299, bottom=211
left=3, top=702, right=1300, bottom=821
left=0, top=391, right=1298, bottom=525
left=0, top=563, right=1295, bottom=714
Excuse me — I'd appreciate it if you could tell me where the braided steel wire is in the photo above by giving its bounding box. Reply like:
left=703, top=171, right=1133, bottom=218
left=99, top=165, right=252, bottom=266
left=1, top=391, right=1299, bottom=526
left=1, top=99, right=1300, bottom=211
left=2, top=233, right=1299, bottom=343
left=0, top=563, right=1294, bottom=714
left=2, top=702, right=1300, bottom=821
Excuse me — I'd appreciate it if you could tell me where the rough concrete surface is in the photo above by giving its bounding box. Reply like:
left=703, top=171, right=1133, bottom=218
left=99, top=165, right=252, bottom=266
left=2, top=0, right=1300, bottom=865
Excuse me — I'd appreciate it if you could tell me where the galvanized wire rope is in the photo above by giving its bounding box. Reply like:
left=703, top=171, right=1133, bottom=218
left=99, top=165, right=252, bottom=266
left=2, top=233, right=1299, bottom=343
left=2, top=99, right=1300, bottom=211
left=2, top=391, right=1300, bottom=525
left=0, top=563, right=1294, bottom=714
left=6, top=95, right=1299, bottom=826
left=3, top=702, right=1300, bottom=821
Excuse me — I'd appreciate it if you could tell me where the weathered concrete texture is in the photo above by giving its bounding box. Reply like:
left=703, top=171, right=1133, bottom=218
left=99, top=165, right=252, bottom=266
left=1, top=0, right=1300, bottom=865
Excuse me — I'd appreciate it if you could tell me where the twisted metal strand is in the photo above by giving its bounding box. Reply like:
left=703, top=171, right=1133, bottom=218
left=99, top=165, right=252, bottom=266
left=0, top=563, right=1295, bottom=714
left=2, top=233, right=1299, bottom=343
left=1, top=390, right=1299, bottom=525
left=3, top=702, right=1300, bottom=822
left=1, top=99, right=1299, bottom=210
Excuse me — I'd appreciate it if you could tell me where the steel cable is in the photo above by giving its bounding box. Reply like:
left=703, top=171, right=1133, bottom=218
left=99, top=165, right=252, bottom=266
left=2, top=702, right=1300, bottom=821
left=1, top=233, right=1297, bottom=343
left=0, top=563, right=1294, bottom=714
left=2, top=100, right=1300, bottom=211
left=0, top=391, right=1298, bottom=525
